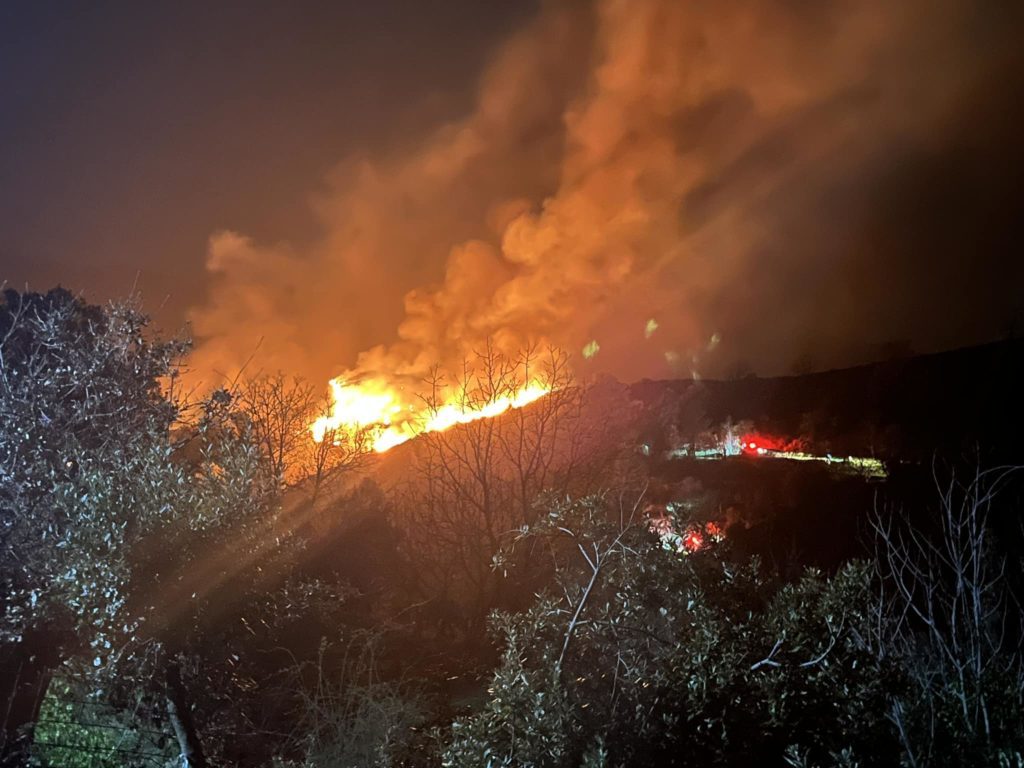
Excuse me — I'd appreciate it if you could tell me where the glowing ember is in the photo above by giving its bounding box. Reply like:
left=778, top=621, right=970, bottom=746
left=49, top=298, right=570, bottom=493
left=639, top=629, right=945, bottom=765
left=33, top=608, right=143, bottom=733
left=311, top=377, right=551, bottom=453
left=681, top=528, right=704, bottom=552
left=650, top=511, right=725, bottom=554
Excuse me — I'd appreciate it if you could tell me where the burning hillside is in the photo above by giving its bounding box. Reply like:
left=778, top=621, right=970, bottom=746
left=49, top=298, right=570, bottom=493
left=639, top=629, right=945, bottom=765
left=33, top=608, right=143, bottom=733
left=307, top=344, right=574, bottom=455
left=7, top=0, right=1024, bottom=764
left=311, top=375, right=550, bottom=453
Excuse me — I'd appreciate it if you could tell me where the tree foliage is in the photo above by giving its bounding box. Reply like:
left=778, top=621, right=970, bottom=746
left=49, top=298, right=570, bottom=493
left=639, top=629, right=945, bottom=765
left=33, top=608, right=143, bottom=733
left=0, top=289, right=338, bottom=765
left=444, top=466, right=1024, bottom=768
left=445, top=494, right=900, bottom=767
left=0, top=288, right=185, bottom=652
left=7, top=287, right=1024, bottom=767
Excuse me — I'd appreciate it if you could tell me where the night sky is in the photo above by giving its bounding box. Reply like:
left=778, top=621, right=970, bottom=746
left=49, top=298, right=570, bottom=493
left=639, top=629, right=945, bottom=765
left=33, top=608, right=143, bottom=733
left=0, top=1, right=535, bottom=333
left=2, top=1, right=1022, bottom=383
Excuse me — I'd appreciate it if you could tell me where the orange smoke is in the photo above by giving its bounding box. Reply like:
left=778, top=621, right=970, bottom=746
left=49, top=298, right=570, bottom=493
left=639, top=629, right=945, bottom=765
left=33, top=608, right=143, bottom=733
left=185, top=0, right=1017, bottom=393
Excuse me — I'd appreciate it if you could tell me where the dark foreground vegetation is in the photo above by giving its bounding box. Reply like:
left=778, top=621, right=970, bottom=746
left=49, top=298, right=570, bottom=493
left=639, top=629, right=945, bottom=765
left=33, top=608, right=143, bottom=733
left=2, top=289, right=1024, bottom=767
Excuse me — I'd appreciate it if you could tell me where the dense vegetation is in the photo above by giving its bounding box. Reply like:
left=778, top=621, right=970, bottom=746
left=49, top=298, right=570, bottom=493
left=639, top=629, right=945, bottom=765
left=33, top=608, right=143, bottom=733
left=2, top=290, right=1023, bottom=767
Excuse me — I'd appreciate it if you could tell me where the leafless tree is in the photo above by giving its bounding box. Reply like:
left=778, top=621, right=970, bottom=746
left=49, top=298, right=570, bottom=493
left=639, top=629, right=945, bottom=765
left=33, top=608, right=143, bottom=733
left=871, top=461, right=1024, bottom=765
left=239, top=373, right=372, bottom=506
left=397, top=343, right=618, bottom=624
left=278, top=633, right=423, bottom=767
left=239, top=373, right=317, bottom=485
left=302, top=399, right=373, bottom=509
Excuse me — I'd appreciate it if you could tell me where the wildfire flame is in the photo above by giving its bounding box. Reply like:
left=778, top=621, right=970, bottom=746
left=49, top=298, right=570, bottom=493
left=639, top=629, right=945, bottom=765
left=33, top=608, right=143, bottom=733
left=310, top=377, right=551, bottom=453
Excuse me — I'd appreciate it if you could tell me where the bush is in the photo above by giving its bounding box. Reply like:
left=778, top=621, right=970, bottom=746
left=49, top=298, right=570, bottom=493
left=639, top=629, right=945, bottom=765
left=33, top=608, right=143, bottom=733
left=276, top=634, right=427, bottom=768
left=444, top=495, right=900, bottom=766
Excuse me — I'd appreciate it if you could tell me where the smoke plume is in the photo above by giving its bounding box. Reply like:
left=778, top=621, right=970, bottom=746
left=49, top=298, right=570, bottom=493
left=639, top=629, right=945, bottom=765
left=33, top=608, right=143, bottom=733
left=187, top=0, right=1024, bottom=388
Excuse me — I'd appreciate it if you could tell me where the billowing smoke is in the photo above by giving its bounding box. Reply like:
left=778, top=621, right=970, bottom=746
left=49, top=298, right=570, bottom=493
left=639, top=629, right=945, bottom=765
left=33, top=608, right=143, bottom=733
left=186, top=0, right=1024, bottom=388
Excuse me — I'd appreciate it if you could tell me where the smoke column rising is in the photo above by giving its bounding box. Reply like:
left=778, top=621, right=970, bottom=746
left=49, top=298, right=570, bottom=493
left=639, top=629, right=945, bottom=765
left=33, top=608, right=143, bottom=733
left=187, top=0, right=1024, bottom=388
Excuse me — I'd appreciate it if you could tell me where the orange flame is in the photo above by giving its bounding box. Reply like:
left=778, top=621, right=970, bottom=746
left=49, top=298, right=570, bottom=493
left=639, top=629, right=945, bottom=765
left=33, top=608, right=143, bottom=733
left=311, top=377, right=551, bottom=453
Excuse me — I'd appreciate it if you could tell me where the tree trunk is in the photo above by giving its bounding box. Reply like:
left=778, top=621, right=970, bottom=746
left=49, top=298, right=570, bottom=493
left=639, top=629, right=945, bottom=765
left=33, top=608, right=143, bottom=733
left=0, top=638, right=56, bottom=766
left=165, top=654, right=207, bottom=768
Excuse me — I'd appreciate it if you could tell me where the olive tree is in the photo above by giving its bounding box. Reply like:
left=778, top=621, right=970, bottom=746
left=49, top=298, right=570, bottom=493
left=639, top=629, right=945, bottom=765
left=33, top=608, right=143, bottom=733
left=0, top=288, right=186, bottom=759
left=0, top=289, right=295, bottom=766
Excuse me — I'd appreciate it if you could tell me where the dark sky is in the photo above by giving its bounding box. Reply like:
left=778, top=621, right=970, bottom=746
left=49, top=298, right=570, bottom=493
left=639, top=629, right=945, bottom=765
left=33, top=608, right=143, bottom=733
left=1, top=0, right=1022, bottom=383
left=0, top=1, right=536, bottom=334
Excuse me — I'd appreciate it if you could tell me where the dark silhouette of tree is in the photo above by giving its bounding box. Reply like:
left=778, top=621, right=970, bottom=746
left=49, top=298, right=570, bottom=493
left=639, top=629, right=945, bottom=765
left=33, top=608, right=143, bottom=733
left=239, top=373, right=372, bottom=507
left=872, top=462, right=1024, bottom=764
left=397, top=344, right=598, bottom=629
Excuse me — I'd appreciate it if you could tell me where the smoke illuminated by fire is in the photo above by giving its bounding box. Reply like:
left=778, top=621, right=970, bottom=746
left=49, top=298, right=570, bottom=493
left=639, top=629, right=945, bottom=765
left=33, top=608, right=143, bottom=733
left=184, top=0, right=1023, bottom=397
left=311, top=376, right=550, bottom=453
